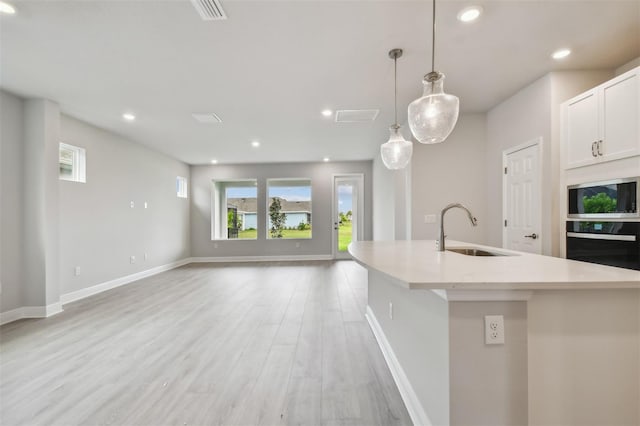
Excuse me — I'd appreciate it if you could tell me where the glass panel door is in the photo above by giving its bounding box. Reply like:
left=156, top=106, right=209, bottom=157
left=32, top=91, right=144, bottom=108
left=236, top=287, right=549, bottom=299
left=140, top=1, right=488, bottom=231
left=333, top=175, right=362, bottom=259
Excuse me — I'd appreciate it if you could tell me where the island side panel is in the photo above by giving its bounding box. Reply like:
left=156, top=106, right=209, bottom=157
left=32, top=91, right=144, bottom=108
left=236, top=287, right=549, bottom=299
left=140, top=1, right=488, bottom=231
left=528, top=289, right=640, bottom=426
left=449, top=301, right=529, bottom=426
left=366, top=270, right=450, bottom=426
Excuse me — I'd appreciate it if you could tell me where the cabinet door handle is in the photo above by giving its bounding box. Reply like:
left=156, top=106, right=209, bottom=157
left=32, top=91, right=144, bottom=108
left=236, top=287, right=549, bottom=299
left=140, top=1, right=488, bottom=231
left=597, top=140, right=603, bottom=156
left=591, top=141, right=597, bottom=157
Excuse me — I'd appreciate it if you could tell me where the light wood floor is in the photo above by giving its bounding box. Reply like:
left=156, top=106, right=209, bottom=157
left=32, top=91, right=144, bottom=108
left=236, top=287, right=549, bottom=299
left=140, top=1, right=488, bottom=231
left=0, top=261, right=411, bottom=426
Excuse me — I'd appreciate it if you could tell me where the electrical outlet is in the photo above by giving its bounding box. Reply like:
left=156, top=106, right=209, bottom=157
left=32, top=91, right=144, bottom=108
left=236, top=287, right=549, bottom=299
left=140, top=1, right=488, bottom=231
left=485, top=315, right=505, bottom=345
left=144, top=202, right=148, bottom=209
left=144, top=253, right=148, bottom=261
left=130, top=255, right=136, bottom=264
left=295, top=242, right=301, bottom=248
left=214, top=243, right=219, bottom=249
left=130, top=201, right=135, bottom=208
left=74, top=266, right=81, bottom=276
left=389, top=302, right=393, bottom=320
left=424, top=214, right=436, bottom=224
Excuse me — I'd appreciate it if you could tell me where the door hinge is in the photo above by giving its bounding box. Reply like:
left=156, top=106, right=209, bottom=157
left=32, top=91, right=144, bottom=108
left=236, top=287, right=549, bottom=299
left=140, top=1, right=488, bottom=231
left=504, top=167, right=507, bottom=174
left=504, top=220, right=507, bottom=227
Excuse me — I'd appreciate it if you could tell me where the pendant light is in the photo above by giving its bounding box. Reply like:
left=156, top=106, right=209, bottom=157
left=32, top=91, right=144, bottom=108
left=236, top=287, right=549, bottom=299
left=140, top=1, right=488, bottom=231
left=381, top=48, right=413, bottom=170
left=407, top=0, right=459, bottom=144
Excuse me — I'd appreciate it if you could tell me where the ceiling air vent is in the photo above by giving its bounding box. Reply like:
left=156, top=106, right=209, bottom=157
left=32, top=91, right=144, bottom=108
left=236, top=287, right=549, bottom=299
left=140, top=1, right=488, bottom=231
left=335, top=109, right=380, bottom=123
left=192, top=113, right=222, bottom=123
left=190, top=0, right=227, bottom=21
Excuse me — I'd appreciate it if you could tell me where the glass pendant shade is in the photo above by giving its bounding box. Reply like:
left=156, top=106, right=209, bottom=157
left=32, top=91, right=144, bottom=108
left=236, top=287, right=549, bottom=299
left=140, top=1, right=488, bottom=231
left=408, top=72, right=460, bottom=144
left=381, top=125, right=413, bottom=170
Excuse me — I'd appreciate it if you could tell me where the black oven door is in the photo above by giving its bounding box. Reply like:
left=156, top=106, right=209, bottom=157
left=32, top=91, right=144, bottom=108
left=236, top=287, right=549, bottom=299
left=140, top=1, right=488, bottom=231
left=566, top=221, right=640, bottom=271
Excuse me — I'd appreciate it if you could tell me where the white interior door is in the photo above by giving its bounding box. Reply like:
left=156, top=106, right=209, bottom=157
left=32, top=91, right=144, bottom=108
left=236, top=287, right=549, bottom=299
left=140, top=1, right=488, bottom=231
left=333, top=175, right=363, bottom=259
left=503, top=140, right=542, bottom=254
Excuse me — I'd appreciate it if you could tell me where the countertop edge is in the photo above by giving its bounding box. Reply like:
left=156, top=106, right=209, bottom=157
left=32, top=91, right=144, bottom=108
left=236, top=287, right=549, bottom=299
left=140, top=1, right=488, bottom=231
left=349, top=240, right=640, bottom=291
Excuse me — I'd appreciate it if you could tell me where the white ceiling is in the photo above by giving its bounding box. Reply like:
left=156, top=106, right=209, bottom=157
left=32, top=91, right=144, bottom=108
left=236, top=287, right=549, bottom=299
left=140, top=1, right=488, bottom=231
left=1, top=0, right=639, bottom=165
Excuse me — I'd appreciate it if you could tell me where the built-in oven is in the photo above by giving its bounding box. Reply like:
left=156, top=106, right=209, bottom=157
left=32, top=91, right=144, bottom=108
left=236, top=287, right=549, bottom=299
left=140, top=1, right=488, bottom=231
left=568, top=177, right=639, bottom=219
left=566, top=221, right=640, bottom=271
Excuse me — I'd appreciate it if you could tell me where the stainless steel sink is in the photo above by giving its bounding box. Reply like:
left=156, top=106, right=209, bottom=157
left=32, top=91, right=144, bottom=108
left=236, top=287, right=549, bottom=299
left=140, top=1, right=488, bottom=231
left=447, top=247, right=506, bottom=257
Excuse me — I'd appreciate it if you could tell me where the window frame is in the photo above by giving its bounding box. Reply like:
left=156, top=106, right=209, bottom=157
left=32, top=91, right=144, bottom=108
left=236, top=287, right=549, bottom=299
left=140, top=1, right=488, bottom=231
left=211, top=179, right=259, bottom=241
left=59, top=142, right=86, bottom=183
left=176, top=176, right=188, bottom=198
left=266, top=178, right=313, bottom=240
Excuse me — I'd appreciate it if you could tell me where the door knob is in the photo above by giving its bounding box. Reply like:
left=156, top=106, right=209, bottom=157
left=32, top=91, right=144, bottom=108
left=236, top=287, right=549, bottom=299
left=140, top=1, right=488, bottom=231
left=524, top=233, right=538, bottom=239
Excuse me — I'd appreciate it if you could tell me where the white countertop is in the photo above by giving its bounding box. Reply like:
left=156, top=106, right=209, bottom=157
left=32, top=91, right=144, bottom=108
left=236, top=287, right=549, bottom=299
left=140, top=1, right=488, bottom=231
left=348, top=240, right=640, bottom=291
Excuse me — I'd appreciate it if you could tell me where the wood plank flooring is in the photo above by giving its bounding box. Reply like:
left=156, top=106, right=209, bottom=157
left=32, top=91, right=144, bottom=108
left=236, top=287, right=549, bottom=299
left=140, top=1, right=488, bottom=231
left=0, top=261, right=412, bottom=426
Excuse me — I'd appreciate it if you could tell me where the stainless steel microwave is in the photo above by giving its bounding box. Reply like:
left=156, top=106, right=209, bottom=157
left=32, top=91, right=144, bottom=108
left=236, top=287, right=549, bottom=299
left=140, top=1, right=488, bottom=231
left=568, top=177, right=639, bottom=219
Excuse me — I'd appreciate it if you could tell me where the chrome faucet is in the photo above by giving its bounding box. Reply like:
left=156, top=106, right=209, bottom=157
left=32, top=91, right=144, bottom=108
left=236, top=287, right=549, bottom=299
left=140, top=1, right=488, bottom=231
left=438, top=203, right=478, bottom=251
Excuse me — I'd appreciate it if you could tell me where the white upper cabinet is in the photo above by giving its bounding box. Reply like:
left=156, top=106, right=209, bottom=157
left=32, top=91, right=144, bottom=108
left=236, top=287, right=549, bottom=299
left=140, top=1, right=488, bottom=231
left=566, top=89, right=599, bottom=167
left=563, top=67, right=640, bottom=169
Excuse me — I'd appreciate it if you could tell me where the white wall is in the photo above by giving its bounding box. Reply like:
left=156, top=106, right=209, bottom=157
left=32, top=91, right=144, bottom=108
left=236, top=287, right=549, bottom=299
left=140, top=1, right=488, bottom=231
left=190, top=161, right=372, bottom=258
left=486, top=71, right=613, bottom=256
left=59, top=115, right=191, bottom=296
left=372, top=155, right=412, bottom=242
left=0, top=91, right=24, bottom=312
left=487, top=75, right=553, bottom=252
left=411, top=114, right=488, bottom=245
left=372, top=155, right=395, bottom=241
left=23, top=99, right=62, bottom=307
left=394, top=166, right=411, bottom=240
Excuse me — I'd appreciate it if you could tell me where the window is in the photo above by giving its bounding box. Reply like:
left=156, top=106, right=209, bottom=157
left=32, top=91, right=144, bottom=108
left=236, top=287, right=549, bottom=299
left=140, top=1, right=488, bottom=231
left=267, top=179, right=312, bottom=239
left=59, top=143, right=86, bottom=183
left=176, top=176, right=188, bottom=198
left=212, top=179, right=258, bottom=240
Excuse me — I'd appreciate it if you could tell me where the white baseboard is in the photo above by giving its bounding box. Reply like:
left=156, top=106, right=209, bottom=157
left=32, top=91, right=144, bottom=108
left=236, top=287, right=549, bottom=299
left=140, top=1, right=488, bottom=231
left=0, top=302, right=64, bottom=326
left=60, top=258, right=191, bottom=305
left=45, top=301, right=63, bottom=317
left=365, top=305, right=432, bottom=426
left=189, top=254, right=333, bottom=263
left=0, top=307, right=24, bottom=325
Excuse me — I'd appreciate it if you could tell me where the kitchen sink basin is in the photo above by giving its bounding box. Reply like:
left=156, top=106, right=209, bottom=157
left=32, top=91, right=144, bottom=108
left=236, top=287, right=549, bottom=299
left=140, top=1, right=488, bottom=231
left=447, top=247, right=507, bottom=257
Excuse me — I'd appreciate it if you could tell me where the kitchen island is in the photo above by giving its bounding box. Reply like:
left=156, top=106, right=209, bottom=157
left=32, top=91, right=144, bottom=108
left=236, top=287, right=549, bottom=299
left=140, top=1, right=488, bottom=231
left=349, top=240, right=640, bottom=426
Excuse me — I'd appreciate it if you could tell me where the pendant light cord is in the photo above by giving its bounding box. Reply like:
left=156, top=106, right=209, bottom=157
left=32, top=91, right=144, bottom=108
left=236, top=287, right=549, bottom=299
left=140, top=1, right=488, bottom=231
left=394, top=54, right=398, bottom=126
left=431, top=0, right=436, bottom=73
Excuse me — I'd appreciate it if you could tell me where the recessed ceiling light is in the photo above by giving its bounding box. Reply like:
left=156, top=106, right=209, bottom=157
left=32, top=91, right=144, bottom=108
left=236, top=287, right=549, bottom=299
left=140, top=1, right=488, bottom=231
left=123, top=113, right=136, bottom=121
left=211, top=159, right=218, bottom=164
left=323, top=157, right=330, bottom=162
left=321, top=109, right=333, bottom=117
left=457, top=6, right=482, bottom=23
left=552, top=48, right=571, bottom=60
left=0, top=2, right=16, bottom=15
left=251, top=141, right=260, bottom=148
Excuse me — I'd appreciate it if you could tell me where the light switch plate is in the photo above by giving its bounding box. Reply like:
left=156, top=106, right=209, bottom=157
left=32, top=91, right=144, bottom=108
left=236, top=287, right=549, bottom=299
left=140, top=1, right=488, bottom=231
left=424, top=214, right=437, bottom=224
